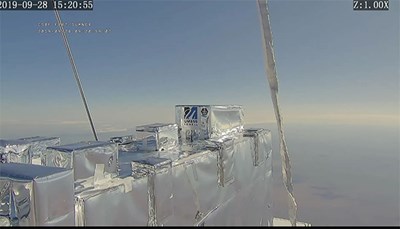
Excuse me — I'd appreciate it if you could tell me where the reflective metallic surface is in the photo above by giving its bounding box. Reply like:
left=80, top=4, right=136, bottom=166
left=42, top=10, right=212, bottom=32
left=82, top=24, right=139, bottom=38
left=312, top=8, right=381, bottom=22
left=17, top=136, right=60, bottom=162
left=201, top=130, right=273, bottom=226
left=243, top=128, right=272, bottom=166
left=175, top=105, right=244, bottom=144
left=110, top=135, right=137, bottom=152
left=0, top=163, right=74, bottom=226
left=72, top=128, right=272, bottom=226
left=1, top=116, right=273, bottom=226
left=136, top=123, right=179, bottom=151
left=205, top=137, right=236, bottom=187
left=74, top=177, right=149, bottom=226
left=168, top=149, right=219, bottom=225
left=0, top=140, right=31, bottom=164
left=43, top=141, right=118, bottom=181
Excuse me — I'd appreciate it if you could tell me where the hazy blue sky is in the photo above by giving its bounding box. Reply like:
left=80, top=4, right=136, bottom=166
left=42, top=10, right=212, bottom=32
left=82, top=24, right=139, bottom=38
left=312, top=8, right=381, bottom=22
left=0, top=0, right=399, bottom=137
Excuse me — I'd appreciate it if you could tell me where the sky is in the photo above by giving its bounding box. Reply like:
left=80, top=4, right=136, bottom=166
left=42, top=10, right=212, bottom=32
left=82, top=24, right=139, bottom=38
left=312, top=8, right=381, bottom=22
left=0, top=0, right=399, bottom=138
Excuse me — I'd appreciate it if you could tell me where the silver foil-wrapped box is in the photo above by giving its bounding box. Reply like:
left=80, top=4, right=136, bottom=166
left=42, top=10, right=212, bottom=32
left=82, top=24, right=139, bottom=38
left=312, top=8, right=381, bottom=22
left=205, top=137, right=235, bottom=187
left=110, top=135, right=137, bottom=152
left=166, top=130, right=273, bottom=226
left=0, top=139, right=31, bottom=164
left=131, top=157, right=173, bottom=225
left=175, top=105, right=244, bottom=143
left=43, top=141, right=118, bottom=181
left=117, top=150, right=160, bottom=179
left=74, top=176, right=148, bottom=226
left=74, top=156, right=173, bottom=226
left=17, top=136, right=60, bottom=165
left=135, top=123, right=179, bottom=151
left=168, top=149, right=220, bottom=225
left=110, top=135, right=134, bottom=144
left=0, top=163, right=74, bottom=226
left=73, top=127, right=273, bottom=226
left=201, top=130, right=273, bottom=226
left=243, top=128, right=272, bottom=166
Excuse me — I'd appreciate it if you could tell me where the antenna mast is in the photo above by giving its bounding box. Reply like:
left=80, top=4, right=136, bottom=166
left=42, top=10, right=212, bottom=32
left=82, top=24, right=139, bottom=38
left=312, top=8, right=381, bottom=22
left=53, top=8, right=99, bottom=141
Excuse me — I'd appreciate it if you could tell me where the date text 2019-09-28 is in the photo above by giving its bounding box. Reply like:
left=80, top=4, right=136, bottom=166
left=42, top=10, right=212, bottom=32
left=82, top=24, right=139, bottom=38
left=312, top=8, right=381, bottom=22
left=0, top=0, right=94, bottom=10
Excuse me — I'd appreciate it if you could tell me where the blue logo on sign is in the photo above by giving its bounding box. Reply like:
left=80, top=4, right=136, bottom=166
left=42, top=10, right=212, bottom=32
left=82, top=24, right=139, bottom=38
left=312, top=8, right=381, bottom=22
left=184, top=106, right=198, bottom=120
